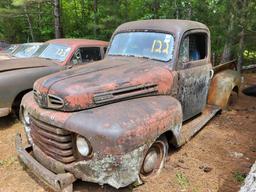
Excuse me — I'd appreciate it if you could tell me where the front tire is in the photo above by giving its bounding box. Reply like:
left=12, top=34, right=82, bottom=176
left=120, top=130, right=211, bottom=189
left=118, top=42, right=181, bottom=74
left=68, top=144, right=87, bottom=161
left=139, top=136, right=168, bottom=182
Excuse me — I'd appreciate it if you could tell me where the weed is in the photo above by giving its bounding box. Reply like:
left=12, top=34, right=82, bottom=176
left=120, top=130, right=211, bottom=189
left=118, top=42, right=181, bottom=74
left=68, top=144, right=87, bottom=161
left=233, top=171, right=246, bottom=183
left=0, top=156, right=17, bottom=167
left=176, top=172, right=190, bottom=190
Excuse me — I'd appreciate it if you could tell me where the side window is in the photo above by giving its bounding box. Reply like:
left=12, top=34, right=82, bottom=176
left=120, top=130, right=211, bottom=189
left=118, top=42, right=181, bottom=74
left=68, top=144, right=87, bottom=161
left=80, top=47, right=101, bottom=63
left=71, top=49, right=82, bottom=65
left=179, top=33, right=207, bottom=64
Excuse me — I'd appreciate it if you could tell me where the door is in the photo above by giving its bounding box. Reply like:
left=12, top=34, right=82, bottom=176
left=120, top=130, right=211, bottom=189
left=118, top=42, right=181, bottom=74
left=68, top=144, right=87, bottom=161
left=176, top=31, right=212, bottom=121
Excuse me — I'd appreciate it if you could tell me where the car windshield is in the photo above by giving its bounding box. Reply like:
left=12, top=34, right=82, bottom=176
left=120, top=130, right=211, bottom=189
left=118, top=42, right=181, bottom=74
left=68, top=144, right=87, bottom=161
left=5, top=44, right=19, bottom=53
left=12, top=44, right=42, bottom=58
left=108, top=32, right=175, bottom=62
left=38, top=43, right=71, bottom=62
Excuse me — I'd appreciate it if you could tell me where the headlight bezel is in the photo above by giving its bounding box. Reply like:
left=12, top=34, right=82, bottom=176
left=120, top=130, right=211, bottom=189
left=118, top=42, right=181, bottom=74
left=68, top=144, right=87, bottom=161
left=76, top=135, right=92, bottom=158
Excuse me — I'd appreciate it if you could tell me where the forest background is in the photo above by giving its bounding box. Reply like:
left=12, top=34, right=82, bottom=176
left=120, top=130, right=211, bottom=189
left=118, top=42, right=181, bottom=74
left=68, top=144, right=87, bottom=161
left=0, top=0, right=255, bottom=68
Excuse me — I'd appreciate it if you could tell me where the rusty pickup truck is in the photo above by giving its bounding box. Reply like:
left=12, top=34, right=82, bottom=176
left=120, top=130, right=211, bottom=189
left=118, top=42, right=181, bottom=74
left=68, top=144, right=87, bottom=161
left=0, top=39, right=108, bottom=118
left=16, top=20, right=241, bottom=191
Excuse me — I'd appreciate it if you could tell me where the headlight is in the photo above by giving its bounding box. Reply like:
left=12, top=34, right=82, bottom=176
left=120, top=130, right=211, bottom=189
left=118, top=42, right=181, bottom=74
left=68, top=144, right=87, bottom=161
left=76, top=135, right=91, bottom=157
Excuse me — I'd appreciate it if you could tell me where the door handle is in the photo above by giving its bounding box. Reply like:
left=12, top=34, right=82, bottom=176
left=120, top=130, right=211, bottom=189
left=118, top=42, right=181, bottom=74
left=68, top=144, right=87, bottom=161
left=209, top=69, right=214, bottom=79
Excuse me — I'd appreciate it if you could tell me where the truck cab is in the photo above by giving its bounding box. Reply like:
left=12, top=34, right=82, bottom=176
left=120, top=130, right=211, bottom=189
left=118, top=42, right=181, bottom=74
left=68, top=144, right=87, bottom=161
left=16, top=20, right=241, bottom=191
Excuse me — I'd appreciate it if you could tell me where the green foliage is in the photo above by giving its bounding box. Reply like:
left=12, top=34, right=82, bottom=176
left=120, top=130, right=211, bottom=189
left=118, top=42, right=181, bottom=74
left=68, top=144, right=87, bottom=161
left=0, top=0, right=255, bottom=65
left=233, top=171, right=247, bottom=183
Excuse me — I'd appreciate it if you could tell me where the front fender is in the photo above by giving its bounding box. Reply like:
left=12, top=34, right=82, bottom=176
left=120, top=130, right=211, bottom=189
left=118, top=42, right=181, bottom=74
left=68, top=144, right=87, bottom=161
left=22, top=93, right=183, bottom=156
left=65, top=95, right=183, bottom=155
left=207, top=70, right=241, bottom=109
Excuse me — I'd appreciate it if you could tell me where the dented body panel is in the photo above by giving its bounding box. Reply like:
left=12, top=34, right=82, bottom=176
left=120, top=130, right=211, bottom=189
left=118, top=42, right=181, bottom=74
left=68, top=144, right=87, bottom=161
left=17, top=20, right=241, bottom=190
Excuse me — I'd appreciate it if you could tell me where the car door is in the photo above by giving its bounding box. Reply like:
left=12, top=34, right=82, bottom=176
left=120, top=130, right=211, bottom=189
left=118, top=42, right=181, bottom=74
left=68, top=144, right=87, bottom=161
left=176, top=30, right=212, bottom=121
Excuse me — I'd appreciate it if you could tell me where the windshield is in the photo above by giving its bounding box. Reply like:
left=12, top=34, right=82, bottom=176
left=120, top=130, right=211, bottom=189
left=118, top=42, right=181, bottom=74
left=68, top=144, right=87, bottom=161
left=13, top=44, right=42, bottom=58
left=39, top=43, right=71, bottom=62
left=5, top=44, right=18, bottom=53
left=108, top=32, right=174, bottom=62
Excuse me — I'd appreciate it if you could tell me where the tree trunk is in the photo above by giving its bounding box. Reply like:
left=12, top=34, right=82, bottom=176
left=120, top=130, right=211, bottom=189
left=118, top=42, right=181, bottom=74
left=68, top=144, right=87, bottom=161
left=237, top=27, right=245, bottom=73
left=187, top=2, right=192, bottom=20
left=124, top=0, right=128, bottom=21
left=174, top=0, right=179, bottom=19
left=221, top=10, right=234, bottom=63
left=53, top=0, right=62, bottom=38
left=24, top=5, right=35, bottom=42
left=73, top=0, right=80, bottom=30
left=237, top=0, right=247, bottom=73
left=93, top=0, right=97, bottom=37
left=81, top=0, right=86, bottom=33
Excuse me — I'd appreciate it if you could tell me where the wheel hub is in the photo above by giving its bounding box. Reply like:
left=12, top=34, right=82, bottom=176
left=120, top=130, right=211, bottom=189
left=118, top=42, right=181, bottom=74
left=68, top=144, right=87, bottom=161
left=142, top=149, right=158, bottom=174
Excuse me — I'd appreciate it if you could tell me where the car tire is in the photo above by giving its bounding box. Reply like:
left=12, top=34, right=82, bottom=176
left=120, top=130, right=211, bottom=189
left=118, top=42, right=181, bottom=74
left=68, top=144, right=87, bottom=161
left=139, top=136, right=169, bottom=182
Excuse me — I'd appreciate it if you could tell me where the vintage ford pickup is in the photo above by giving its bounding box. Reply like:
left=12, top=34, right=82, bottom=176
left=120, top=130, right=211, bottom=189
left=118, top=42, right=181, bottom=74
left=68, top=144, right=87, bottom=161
left=0, top=39, right=108, bottom=118
left=16, top=20, right=241, bottom=191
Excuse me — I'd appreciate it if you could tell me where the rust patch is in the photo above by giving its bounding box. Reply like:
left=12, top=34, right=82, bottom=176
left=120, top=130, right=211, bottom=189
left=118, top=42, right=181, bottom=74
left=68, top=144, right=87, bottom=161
left=208, top=69, right=241, bottom=109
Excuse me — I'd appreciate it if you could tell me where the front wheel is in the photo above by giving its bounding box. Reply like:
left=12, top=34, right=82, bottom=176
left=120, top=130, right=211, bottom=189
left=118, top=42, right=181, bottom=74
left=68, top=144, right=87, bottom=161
left=139, top=136, right=168, bottom=182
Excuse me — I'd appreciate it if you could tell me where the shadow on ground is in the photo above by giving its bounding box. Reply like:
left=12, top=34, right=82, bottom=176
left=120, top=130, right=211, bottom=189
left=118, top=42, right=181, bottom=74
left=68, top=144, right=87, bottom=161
left=0, top=114, right=17, bottom=130
left=74, top=180, right=133, bottom=192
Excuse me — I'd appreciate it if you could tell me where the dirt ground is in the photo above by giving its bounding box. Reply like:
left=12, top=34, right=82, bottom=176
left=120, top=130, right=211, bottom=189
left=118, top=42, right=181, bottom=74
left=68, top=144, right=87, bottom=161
left=0, top=73, right=255, bottom=192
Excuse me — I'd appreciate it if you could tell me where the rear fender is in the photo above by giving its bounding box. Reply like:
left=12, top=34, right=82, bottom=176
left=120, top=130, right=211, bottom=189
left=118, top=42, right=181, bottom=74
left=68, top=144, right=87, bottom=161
left=207, top=70, right=241, bottom=109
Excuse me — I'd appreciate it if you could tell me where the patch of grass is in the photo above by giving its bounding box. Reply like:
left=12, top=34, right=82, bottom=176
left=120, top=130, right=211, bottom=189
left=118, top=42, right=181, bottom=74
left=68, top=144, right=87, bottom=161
left=0, top=156, right=17, bottom=167
left=233, top=171, right=247, bottom=183
left=176, top=172, right=190, bottom=190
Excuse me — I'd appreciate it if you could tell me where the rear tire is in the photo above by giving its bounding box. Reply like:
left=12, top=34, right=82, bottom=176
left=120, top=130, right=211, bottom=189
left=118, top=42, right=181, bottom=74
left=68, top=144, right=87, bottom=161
left=139, top=136, right=168, bottom=182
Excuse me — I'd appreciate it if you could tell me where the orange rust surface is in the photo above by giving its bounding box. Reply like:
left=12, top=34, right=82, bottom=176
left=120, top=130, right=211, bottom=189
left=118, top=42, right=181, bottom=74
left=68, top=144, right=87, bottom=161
left=33, top=57, right=174, bottom=111
left=208, top=70, right=241, bottom=109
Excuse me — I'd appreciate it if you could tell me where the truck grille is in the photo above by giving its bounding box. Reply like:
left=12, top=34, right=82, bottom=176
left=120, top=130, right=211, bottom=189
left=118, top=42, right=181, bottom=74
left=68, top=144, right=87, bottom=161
left=30, top=117, right=75, bottom=164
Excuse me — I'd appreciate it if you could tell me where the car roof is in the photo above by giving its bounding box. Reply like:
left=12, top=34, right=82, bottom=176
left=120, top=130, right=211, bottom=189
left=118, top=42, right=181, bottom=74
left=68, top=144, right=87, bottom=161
left=46, top=38, right=108, bottom=48
left=20, top=42, right=43, bottom=46
left=114, top=19, right=209, bottom=37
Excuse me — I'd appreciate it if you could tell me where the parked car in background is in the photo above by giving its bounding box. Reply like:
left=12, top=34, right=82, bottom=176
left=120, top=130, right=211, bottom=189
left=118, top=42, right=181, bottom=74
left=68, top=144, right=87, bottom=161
left=0, top=41, right=10, bottom=51
left=0, top=38, right=108, bottom=118
left=11, top=43, right=43, bottom=58
left=16, top=20, right=240, bottom=191
left=0, top=41, right=12, bottom=60
left=0, top=43, right=42, bottom=61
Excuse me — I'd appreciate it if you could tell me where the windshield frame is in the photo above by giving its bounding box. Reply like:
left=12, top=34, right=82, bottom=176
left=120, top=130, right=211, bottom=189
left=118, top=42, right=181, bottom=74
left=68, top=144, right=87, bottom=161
left=107, top=30, right=175, bottom=63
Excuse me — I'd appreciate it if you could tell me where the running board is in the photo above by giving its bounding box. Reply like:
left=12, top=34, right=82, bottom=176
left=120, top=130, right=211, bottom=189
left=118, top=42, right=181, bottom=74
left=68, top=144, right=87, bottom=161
left=179, top=105, right=221, bottom=146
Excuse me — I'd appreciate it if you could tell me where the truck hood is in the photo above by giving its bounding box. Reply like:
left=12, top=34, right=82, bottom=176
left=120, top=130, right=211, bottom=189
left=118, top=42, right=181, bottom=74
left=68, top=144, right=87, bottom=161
left=0, top=57, right=58, bottom=73
left=34, top=57, right=174, bottom=111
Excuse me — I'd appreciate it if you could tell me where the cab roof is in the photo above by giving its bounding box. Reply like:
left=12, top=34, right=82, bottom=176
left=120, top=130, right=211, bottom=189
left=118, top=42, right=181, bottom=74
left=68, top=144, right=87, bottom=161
left=114, top=19, right=209, bottom=37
